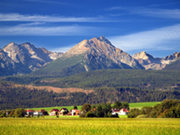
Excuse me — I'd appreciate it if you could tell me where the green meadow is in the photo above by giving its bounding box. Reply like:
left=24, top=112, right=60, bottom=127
left=0, top=118, right=179, bottom=135
left=129, top=101, right=161, bottom=109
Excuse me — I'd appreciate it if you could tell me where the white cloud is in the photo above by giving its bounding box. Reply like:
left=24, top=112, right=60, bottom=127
left=108, top=24, right=180, bottom=52
left=0, top=25, right=101, bottom=36
left=107, top=6, right=180, bottom=19
left=18, top=22, right=46, bottom=27
left=132, top=8, right=180, bottom=19
left=0, top=13, right=112, bottom=22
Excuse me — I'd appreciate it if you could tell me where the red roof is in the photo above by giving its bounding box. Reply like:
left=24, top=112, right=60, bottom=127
left=26, top=110, right=34, bottom=112
left=112, top=109, right=119, bottom=112
left=71, top=109, right=80, bottom=112
left=120, top=108, right=129, bottom=112
left=50, top=109, right=59, bottom=112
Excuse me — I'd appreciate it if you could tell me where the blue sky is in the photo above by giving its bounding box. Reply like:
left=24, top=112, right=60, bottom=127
left=0, top=0, right=180, bottom=57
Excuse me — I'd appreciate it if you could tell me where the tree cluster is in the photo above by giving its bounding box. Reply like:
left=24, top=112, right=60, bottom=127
left=0, top=108, right=24, bottom=118
left=128, top=99, right=180, bottom=118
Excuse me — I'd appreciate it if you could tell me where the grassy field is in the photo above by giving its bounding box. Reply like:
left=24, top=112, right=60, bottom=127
left=129, top=101, right=161, bottom=109
left=28, top=101, right=161, bottom=113
left=0, top=118, right=179, bottom=135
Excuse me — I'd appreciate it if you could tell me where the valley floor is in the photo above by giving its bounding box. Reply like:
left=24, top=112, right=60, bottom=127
left=0, top=118, right=179, bottom=135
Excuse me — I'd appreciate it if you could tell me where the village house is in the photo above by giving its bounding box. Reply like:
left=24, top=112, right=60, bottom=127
left=111, top=108, right=129, bottom=115
left=69, top=109, right=80, bottom=116
left=119, top=108, right=129, bottom=115
left=36, top=109, right=48, bottom=115
left=26, top=110, right=34, bottom=116
left=59, top=108, right=68, bottom=115
left=34, top=111, right=43, bottom=116
left=49, top=109, right=59, bottom=116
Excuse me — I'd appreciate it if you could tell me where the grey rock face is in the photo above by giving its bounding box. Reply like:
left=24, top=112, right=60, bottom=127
left=0, top=42, right=63, bottom=76
left=65, top=36, right=144, bottom=70
left=133, top=51, right=180, bottom=70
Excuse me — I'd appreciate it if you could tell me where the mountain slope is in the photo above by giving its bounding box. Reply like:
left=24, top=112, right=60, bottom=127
left=133, top=51, right=180, bottom=70
left=0, top=49, right=31, bottom=76
left=0, top=42, right=63, bottom=76
left=163, top=58, right=180, bottom=70
left=31, top=36, right=144, bottom=76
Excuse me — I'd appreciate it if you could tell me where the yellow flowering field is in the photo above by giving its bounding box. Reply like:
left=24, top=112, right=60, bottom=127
left=0, top=118, right=180, bottom=135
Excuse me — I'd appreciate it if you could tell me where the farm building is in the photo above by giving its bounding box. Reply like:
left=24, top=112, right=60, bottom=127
left=112, top=108, right=129, bottom=115
left=69, top=109, right=80, bottom=116
left=26, top=110, right=34, bottom=116
left=49, top=109, right=59, bottom=116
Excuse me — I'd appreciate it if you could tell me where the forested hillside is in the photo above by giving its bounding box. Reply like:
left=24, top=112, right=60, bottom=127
left=4, top=69, right=180, bottom=90
left=0, top=82, right=180, bottom=110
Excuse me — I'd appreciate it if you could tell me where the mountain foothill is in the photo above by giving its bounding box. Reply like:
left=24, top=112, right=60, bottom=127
left=0, top=36, right=179, bottom=77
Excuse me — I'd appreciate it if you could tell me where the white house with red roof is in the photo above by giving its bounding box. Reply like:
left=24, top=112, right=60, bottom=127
left=26, top=110, right=34, bottom=116
left=119, top=108, right=129, bottom=115
left=69, top=109, right=80, bottom=116
left=49, top=109, right=59, bottom=116
left=112, top=108, right=129, bottom=115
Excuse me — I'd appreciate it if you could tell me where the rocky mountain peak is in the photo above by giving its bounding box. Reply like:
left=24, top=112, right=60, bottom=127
left=64, top=39, right=90, bottom=56
left=174, top=52, right=180, bottom=58
left=133, top=51, right=154, bottom=60
left=90, top=36, right=113, bottom=47
left=64, top=36, right=119, bottom=58
left=62, top=36, right=144, bottom=70
left=20, top=42, right=37, bottom=52
left=163, top=52, right=180, bottom=60
left=3, top=42, right=18, bottom=50
left=97, top=36, right=113, bottom=46
left=0, top=42, right=64, bottom=75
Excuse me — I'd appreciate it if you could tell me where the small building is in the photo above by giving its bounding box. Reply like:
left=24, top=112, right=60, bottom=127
left=111, top=108, right=129, bottom=115
left=69, top=109, right=80, bottom=116
left=34, top=111, right=43, bottom=116
left=119, top=108, right=129, bottom=115
left=111, top=109, right=120, bottom=115
left=37, top=109, right=48, bottom=115
left=49, top=109, right=59, bottom=116
left=59, top=108, right=68, bottom=115
left=26, top=110, right=35, bottom=116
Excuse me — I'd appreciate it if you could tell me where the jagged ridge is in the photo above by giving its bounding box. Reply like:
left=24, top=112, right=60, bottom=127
left=0, top=42, right=63, bottom=76
left=31, top=36, right=144, bottom=77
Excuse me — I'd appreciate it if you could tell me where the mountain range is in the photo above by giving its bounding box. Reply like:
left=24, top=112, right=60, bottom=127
left=0, top=36, right=180, bottom=76
left=0, top=42, right=63, bottom=76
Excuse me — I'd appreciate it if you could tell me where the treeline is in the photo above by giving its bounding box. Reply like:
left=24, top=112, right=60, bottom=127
left=128, top=99, right=180, bottom=118
left=3, top=69, right=180, bottom=90
left=0, top=83, right=180, bottom=110
left=93, top=87, right=180, bottom=103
